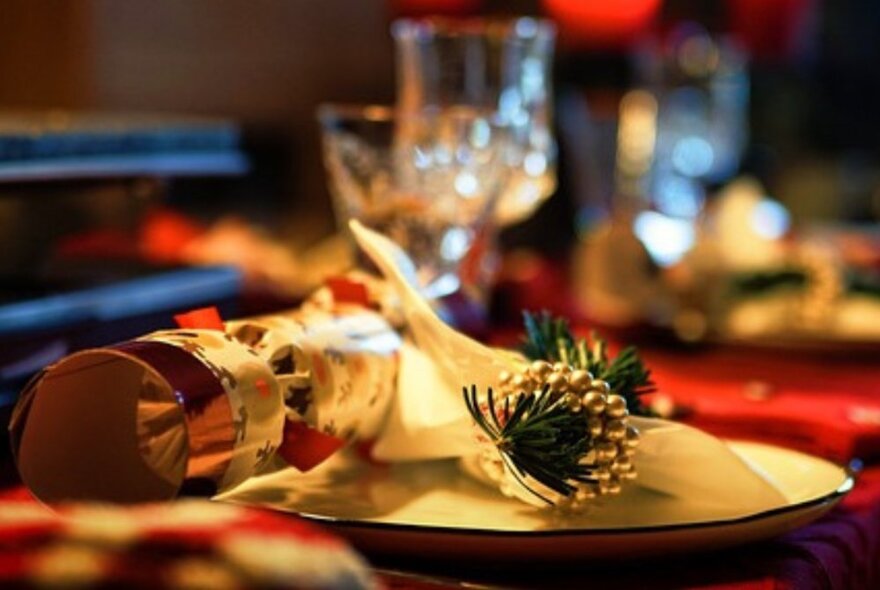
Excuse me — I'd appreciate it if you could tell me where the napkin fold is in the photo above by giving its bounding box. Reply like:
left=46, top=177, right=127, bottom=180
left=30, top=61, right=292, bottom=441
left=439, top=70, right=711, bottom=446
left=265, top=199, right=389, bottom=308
left=351, top=220, right=788, bottom=514
left=371, top=342, right=476, bottom=461
left=630, top=416, right=788, bottom=512
left=349, top=221, right=516, bottom=402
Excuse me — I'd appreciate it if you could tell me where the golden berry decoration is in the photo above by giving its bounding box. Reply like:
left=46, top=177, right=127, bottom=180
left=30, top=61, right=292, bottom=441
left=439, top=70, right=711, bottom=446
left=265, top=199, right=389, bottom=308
left=464, top=361, right=640, bottom=511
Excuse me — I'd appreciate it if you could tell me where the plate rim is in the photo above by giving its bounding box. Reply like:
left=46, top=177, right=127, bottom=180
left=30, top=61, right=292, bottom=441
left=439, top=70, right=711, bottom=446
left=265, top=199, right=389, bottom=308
left=291, top=444, right=855, bottom=538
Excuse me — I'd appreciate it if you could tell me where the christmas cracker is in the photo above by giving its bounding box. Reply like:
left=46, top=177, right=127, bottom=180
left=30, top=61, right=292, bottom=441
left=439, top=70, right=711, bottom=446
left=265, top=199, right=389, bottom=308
left=10, top=292, right=400, bottom=505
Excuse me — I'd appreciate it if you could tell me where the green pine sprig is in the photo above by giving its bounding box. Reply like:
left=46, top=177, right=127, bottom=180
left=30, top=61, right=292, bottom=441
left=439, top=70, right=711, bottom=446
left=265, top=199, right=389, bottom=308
left=463, top=384, right=595, bottom=505
left=521, top=311, right=655, bottom=416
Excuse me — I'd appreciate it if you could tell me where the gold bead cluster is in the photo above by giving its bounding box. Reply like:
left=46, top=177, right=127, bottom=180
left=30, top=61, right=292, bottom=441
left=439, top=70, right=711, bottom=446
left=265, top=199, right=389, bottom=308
left=496, top=360, right=640, bottom=510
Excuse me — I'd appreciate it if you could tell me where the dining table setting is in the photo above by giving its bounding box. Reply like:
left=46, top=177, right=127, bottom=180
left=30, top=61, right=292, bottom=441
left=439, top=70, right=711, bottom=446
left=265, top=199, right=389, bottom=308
left=2, top=225, right=879, bottom=590
left=3, top=5, right=880, bottom=590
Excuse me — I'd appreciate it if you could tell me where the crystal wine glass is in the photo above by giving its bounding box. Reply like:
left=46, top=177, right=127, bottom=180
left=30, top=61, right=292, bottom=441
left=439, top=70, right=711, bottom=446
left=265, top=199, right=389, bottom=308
left=392, top=17, right=557, bottom=226
left=319, top=103, right=513, bottom=299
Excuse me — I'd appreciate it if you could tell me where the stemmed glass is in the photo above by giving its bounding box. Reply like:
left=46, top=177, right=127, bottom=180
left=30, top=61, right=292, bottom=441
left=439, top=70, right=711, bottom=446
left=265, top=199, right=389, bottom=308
left=319, top=104, right=513, bottom=299
left=392, top=17, right=557, bottom=226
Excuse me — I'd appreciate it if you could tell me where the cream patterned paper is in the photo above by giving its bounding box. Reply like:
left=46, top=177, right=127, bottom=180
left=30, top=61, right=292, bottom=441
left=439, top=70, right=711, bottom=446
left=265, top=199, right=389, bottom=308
left=226, top=304, right=400, bottom=445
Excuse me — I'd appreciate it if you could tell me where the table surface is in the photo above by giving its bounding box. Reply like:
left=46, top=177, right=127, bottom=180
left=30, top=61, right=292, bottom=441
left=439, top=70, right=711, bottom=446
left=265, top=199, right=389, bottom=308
left=3, top=284, right=880, bottom=589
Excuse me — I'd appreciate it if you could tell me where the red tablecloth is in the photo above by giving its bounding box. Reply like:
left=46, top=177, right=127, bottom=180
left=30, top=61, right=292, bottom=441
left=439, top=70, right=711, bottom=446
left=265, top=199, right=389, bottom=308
left=4, top=272, right=880, bottom=588
left=643, top=345, right=880, bottom=464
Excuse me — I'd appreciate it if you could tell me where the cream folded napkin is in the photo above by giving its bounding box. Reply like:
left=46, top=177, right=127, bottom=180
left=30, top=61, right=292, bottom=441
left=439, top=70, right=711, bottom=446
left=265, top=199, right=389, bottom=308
left=350, top=221, right=788, bottom=515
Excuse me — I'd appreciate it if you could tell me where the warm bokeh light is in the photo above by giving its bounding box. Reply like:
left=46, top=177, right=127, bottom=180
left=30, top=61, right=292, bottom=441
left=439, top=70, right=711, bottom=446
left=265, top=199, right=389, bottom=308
left=542, top=0, right=661, bottom=48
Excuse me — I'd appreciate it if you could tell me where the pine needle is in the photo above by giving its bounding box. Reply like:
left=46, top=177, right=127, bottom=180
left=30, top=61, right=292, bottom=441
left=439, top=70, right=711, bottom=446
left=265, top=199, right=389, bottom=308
left=520, top=311, right=655, bottom=416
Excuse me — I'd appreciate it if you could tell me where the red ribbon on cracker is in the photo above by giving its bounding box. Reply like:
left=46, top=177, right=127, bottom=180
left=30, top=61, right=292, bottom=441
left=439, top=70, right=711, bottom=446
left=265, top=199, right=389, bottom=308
left=174, top=307, right=225, bottom=331
left=277, top=421, right=346, bottom=472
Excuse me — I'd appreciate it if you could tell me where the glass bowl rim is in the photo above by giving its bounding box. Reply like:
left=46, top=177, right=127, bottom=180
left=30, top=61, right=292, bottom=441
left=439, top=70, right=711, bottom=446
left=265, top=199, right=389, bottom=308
left=390, top=16, right=556, bottom=44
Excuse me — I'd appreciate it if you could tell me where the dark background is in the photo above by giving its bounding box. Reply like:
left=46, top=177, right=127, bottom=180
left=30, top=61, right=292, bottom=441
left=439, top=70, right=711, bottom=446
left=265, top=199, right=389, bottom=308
left=1, top=0, right=878, bottom=252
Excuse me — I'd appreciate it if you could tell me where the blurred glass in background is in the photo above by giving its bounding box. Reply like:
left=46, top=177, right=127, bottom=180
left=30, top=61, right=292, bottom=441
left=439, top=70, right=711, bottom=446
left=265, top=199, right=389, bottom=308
left=393, top=17, right=557, bottom=226
left=319, top=103, right=511, bottom=299
left=627, top=22, right=749, bottom=268
left=2, top=0, right=880, bottom=336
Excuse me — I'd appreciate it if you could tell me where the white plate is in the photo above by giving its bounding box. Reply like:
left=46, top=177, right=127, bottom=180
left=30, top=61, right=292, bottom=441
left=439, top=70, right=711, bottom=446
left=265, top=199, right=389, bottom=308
left=217, top=441, right=853, bottom=560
